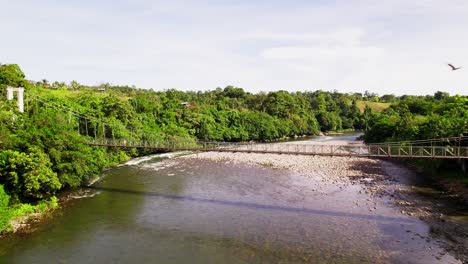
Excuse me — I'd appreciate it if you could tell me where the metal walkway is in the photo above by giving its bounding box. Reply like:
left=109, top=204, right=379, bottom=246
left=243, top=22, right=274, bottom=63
left=89, top=138, right=468, bottom=159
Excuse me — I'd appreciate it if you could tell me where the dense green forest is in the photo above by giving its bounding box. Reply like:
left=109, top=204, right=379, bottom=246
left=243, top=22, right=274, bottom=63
left=1, top=63, right=467, bottom=232
left=364, top=92, right=468, bottom=143
left=363, top=91, right=468, bottom=181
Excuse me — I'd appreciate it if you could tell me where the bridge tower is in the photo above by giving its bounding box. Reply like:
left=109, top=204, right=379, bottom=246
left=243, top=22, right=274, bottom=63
left=6, top=87, right=24, bottom=113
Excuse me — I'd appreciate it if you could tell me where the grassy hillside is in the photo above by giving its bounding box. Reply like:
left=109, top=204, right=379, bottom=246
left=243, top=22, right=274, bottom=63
left=356, top=101, right=391, bottom=112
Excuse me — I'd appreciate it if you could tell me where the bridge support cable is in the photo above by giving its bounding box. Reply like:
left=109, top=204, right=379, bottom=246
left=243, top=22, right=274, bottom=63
left=368, top=136, right=468, bottom=147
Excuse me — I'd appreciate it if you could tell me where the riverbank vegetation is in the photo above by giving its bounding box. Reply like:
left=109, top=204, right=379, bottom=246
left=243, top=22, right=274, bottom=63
left=0, top=185, right=58, bottom=234
left=364, top=91, right=467, bottom=143
left=362, top=91, right=468, bottom=199
left=1, top=63, right=467, bottom=233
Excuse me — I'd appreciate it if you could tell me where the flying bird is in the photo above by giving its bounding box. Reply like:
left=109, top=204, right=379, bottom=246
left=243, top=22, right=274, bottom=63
left=448, top=63, right=462, bottom=71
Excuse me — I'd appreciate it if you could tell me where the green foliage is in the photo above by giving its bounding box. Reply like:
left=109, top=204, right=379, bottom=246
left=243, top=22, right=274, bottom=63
left=379, top=94, right=397, bottom=103
left=263, top=91, right=299, bottom=118
left=9, top=203, right=36, bottom=218
left=316, top=112, right=341, bottom=132
left=0, top=185, right=11, bottom=232
left=0, top=64, right=26, bottom=88
left=356, top=101, right=391, bottom=112
left=1, top=63, right=388, bottom=208
left=29, top=196, right=59, bottom=213
left=0, top=194, right=59, bottom=234
left=0, top=148, right=61, bottom=200
left=2, top=62, right=466, bottom=220
left=364, top=92, right=468, bottom=144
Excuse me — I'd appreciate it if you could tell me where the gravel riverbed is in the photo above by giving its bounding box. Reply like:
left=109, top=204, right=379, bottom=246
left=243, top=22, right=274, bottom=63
left=178, top=142, right=468, bottom=263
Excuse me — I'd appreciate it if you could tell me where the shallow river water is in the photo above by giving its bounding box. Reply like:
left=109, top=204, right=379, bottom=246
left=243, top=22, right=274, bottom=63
left=0, top=135, right=465, bottom=263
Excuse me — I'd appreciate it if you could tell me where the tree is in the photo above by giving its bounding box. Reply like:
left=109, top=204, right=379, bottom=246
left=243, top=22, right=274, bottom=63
left=70, top=80, right=80, bottom=90
left=362, top=105, right=374, bottom=131
left=380, top=94, right=396, bottom=103
left=0, top=148, right=61, bottom=200
left=309, top=91, right=327, bottom=112
left=364, top=90, right=378, bottom=101
left=262, top=91, right=299, bottom=118
left=0, top=64, right=26, bottom=88
left=316, top=111, right=341, bottom=132
left=0, top=184, right=11, bottom=231
left=223, top=86, right=246, bottom=99
left=434, top=91, right=449, bottom=101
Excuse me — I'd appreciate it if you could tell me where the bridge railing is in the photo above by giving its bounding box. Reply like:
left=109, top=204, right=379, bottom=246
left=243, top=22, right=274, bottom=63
left=223, top=143, right=368, bottom=155
left=88, top=138, right=243, bottom=150
left=88, top=138, right=199, bottom=149
left=88, top=138, right=468, bottom=159
left=367, top=145, right=468, bottom=158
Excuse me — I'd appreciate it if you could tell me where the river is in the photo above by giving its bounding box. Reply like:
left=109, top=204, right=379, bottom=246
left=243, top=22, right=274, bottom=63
left=0, top=134, right=466, bottom=263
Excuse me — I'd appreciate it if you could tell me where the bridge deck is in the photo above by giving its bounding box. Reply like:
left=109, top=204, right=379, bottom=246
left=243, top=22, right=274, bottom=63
left=89, top=139, right=468, bottom=159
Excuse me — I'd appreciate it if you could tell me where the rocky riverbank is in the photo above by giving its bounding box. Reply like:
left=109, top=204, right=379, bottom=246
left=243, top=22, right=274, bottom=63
left=0, top=197, right=59, bottom=238
left=180, top=152, right=380, bottom=183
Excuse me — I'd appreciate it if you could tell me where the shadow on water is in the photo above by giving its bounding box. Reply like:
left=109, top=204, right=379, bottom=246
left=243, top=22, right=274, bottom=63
left=88, top=186, right=418, bottom=224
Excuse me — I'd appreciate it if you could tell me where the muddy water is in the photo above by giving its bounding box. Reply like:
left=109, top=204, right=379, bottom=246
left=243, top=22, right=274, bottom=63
left=0, top=136, right=465, bottom=263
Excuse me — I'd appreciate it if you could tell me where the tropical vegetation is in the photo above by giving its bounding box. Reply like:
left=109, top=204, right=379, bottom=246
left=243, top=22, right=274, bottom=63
left=1, top=63, right=466, bottom=232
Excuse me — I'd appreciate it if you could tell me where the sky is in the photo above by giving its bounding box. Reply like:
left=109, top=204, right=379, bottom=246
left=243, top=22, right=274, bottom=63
left=1, top=0, right=467, bottom=95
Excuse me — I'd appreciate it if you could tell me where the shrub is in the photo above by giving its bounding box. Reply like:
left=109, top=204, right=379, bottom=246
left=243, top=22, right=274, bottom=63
left=0, top=185, right=12, bottom=232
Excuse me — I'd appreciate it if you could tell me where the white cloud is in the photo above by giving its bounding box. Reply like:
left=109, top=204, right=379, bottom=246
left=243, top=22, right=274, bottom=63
left=261, top=46, right=384, bottom=61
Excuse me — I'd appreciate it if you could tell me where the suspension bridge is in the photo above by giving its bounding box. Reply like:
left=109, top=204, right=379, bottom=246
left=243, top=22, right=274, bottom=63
left=87, top=138, right=468, bottom=159
left=6, top=88, right=468, bottom=159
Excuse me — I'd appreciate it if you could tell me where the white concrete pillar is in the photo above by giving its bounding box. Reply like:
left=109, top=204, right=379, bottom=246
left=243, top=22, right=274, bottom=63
left=6, top=87, right=14, bottom=100
left=5, top=87, right=25, bottom=113
left=17, top=88, right=24, bottom=113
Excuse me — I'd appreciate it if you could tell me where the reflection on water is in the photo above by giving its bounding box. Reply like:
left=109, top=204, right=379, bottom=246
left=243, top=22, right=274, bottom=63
left=0, top=143, right=463, bottom=263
